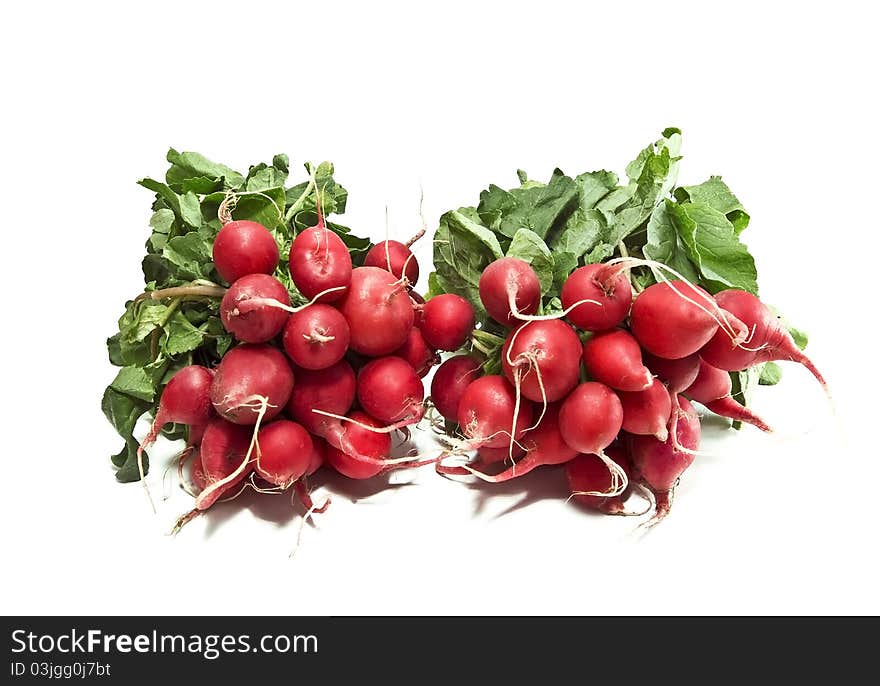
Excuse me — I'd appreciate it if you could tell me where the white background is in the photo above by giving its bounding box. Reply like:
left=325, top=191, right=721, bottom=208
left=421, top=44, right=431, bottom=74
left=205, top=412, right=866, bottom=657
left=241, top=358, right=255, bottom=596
left=1, top=1, right=877, bottom=616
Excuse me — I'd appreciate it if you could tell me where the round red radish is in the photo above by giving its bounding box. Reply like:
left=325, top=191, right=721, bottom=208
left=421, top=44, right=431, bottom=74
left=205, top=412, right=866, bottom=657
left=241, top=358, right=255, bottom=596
left=501, top=320, right=582, bottom=403
left=282, top=304, right=350, bottom=370
left=357, top=356, right=425, bottom=425
left=642, top=352, right=701, bottom=394
left=457, top=375, right=534, bottom=449
left=684, top=358, right=771, bottom=432
left=337, top=266, right=415, bottom=356
left=306, top=437, right=327, bottom=476
left=617, top=378, right=672, bottom=441
left=220, top=273, right=290, bottom=343
left=566, top=445, right=634, bottom=514
left=561, top=263, right=632, bottom=331
left=420, top=294, right=475, bottom=351
left=254, top=420, right=313, bottom=488
left=324, top=412, right=391, bottom=480
left=392, top=327, right=439, bottom=378
left=630, top=281, right=722, bottom=359
left=363, top=240, right=419, bottom=285
left=477, top=444, right=526, bottom=465
left=139, top=365, right=214, bottom=457
left=288, top=226, right=352, bottom=302
left=285, top=360, right=356, bottom=435
left=189, top=449, right=207, bottom=493
left=582, top=329, right=653, bottom=392
left=558, top=382, right=623, bottom=455
left=210, top=344, right=294, bottom=425
left=478, top=257, right=541, bottom=326
left=212, top=220, right=279, bottom=284
left=430, top=355, right=482, bottom=421
left=199, top=417, right=253, bottom=497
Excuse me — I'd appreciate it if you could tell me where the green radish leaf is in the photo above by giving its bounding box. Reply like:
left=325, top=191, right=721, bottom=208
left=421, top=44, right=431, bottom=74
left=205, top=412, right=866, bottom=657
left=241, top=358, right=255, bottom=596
left=138, top=178, right=202, bottom=228
left=787, top=325, right=808, bottom=350
left=759, top=362, right=783, bottom=386
left=506, top=228, right=555, bottom=294
left=165, top=148, right=245, bottom=189
left=477, top=171, right=579, bottom=240
left=674, top=176, right=750, bottom=234
left=110, top=366, right=156, bottom=402
left=644, top=201, right=700, bottom=283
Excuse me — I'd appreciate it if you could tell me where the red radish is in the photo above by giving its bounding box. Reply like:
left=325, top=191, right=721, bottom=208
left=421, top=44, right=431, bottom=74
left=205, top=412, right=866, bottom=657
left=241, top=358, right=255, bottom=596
left=253, top=420, right=314, bottom=488
left=699, top=289, right=826, bottom=389
left=324, top=412, right=392, bottom=480
left=457, top=375, right=534, bottom=449
left=188, top=423, right=207, bottom=446
left=285, top=360, right=356, bottom=435
left=409, top=290, right=426, bottom=326
left=288, top=227, right=352, bottom=302
left=420, top=294, right=475, bottom=351
left=630, top=281, right=729, bottom=359
left=337, top=266, right=415, bottom=356
left=478, top=257, right=541, bottom=325
left=460, top=404, right=577, bottom=482
left=212, top=220, right=279, bottom=284
left=189, top=449, right=207, bottom=493
left=642, top=352, right=700, bottom=394
left=306, top=437, right=327, bottom=476
left=210, top=344, right=294, bottom=425
left=684, top=359, right=771, bottom=432
left=138, top=365, right=214, bottom=458
left=618, top=378, right=672, bottom=440
left=558, top=382, right=623, bottom=455
left=357, top=356, right=425, bottom=426
left=629, top=396, right=701, bottom=523
left=392, top=327, right=439, bottom=378
left=478, top=444, right=525, bottom=465
left=430, top=355, right=481, bottom=421
left=566, top=446, right=635, bottom=515
left=363, top=240, right=419, bottom=285
left=220, top=273, right=291, bottom=343
left=282, top=304, right=350, bottom=370
left=198, top=418, right=254, bottom=503
left=582, top=329, right=653, bottom=392
left=501, top=320, right=582, bottom=402
left=561, top=263, right=632, bottom=331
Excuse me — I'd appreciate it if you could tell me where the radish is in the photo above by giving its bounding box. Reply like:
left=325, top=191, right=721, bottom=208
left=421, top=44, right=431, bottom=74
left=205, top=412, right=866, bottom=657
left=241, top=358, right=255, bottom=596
left=210, top=344, right=294, bottom=425
left=617, top=378, right=672, bottom=441
left=392, top=327, right=439, bottom=378
left=409, top=290, right=426, bottom=326
left=285, top=360, right=356, bottom=435
left=197, top=417, right=253, bottom=503
left=324, top=411, right=393, bottom=480
left=419, top=294, right=475, bottom=351
left=630, top=281, right=729, bottom=359
left=337, top=266, right=415, bottom=356
left=561, top=263, right=632, bottom=331
left=363, top=239, right=419, bottom=285
left=642, top=352, right=700, bottom=394
left=306, top=437, right=327, bottom=476
left=212, top=220, right=279, bottom=284
left=478, top=257, right=541, bottom=325
left=566, top=446, right=635, bottom=515
left=501, top=320, right=582, bottom=403
left=189, top=449, right=207, bottom=494
left=684, top=359, right=771, bottom=432
left=699, top=289, right=826, bottom=389
left=288, top=226, right=352, bottom=303
left=220, top=273, right=291, bottom=343
left=282, top=304, right=350, bottom=370
left=356, top=356, right=425, bottom=427
left=430, top=355, right=481, bottom=421
left=629, top=396, right=701, bottom=524
left=254, top=420, right=314, bottom=488
left=582, top=329, right=653, bottom=392
left=457, top=375, right=534, bottom=450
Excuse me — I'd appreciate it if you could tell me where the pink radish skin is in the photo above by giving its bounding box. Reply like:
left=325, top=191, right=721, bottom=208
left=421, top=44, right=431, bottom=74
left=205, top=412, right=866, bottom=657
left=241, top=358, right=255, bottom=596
left=282, top=304, right=350, bottom=370
left=392, top=327, right=439, bottom=378
left=210, top=344, right=294, bottom=425
left=479, top=257, right=541, bottom=326
left=285, top=360, right=356, bottom=435
left=457, top=375, right=534, bottom=449
left=430, top=355, right=482, bottom=421
left=288, top=226, right=352, bottom=303
left=190, top=449, right=207, bottom=493
left=324, top=412, right=392, bottom=480
left=139, top=365, right=214, bottom=456
left=501, top=320, right=582, bottom=402
left=363, top=240, right=419, bottom=285
left=618, top=378, right=672, bottom=441
left=561, top=264, right=633, bottom=331
left=700, top=289, right=826, bottom=388
left=630, top=281, right=724, bottom=359
left=220, top=274, right=291, bottom=343
left=254, top=420, right=314, bottom=488
left=357, top=356, right=425, bottom=425
left=198, top=418, right=253, bottom=503
left=212, top=220, right=279, bottom=284
left=642, top=352, right=700, bottom=394
left=582, top=329, right=653, bottom=392
left=420, top=294, right=475, bottom=351
left=684, top=359, right=772, bottom=432
left=629, top=396, right=701, bottom=523
left=409, top=290, right=426, bottom=326
left=338, top=266, right=415, bottom=356
left=558, top=382, right=623, bottom=455
left=306, top=437, right=326, bottom=476
left=566, top=446, right=634, bottom=515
